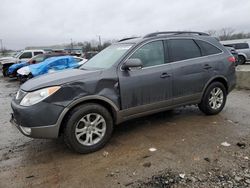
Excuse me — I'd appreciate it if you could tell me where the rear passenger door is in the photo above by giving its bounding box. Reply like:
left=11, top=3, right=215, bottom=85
left=166, top=38, right=211, bottom=104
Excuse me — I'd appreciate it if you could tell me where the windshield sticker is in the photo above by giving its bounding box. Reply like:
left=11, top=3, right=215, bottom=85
left=117, top=46, right=131, bottom=50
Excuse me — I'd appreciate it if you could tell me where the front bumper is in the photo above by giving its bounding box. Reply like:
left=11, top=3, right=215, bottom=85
left=10, top=113, right=60, bottom=138
left=8, top=72, right=17, bottom=78
left=11, top=100, right=66, bottom=139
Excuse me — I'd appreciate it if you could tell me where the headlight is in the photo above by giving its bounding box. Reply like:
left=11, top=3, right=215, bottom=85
left=17, top=66, right=30, bottom=75
left=20, top=86, right=61, bottom=106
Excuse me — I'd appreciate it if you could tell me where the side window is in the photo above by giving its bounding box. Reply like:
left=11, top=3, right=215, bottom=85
left=226, top=43, right=249, bottom=50
left=130, top=41, right=165, bottom=68
left=168, top=39, right=201, bottom=62
left=34, top=51, right=44, bottom=56
left=34, top=56, right=46, bottom=63
left=19, top=52, right=32, bottom=59
left=234, top=43, right=249, bottom=50
left=196, top=40, right=222, bottom=56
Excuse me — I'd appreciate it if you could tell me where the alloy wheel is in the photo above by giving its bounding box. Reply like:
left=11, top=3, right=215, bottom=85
left=208, top=87, right=224, bottom=110
left=75, top=113, right=106, bottom=146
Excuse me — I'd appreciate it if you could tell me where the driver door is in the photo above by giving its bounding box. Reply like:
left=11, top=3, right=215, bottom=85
left=118, top=40, right=173, bottom=116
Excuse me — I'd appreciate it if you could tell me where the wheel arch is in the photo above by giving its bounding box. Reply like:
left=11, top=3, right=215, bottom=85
left=58, top=96, right=120, bottom=135
left=202, top=76, right=229, bottom=97
left=237, top=52, right=247, bottom=60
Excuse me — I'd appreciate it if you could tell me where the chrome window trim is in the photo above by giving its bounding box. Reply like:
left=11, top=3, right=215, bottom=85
left=119, top=37, right=224, bottom=71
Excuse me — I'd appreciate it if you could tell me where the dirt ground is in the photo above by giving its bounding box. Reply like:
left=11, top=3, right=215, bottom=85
left=0, top=74, right=250, bottom=188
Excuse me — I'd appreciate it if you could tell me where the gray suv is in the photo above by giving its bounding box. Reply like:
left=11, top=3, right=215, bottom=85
left=11, top=31, right=236, bottom=153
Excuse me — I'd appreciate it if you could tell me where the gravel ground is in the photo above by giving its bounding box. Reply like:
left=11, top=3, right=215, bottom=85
left=0, top=74, right=249, bottom=188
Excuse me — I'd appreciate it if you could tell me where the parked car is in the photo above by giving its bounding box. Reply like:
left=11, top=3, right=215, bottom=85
left=7, top=53, right=68, bottom=78
left=11, top=31, right=236, bottom=153
left=17, top=56, right=86, bottom=83
left=224, top=45, right=239, bottom=66
left=82, top=51, right=98, bottom=59
left=0, top=50, right=45, bottom=76
left=221, top=40, right=250, bottom=64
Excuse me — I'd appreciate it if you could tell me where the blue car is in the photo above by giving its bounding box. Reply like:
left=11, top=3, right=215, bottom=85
left=7, top=53, right=70, bottom=78
left=8, top=61, right=28, bottom=77
left=17, top=56, right=86, bottom=83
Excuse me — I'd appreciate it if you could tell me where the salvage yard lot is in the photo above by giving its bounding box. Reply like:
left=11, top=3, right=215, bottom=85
left=0, top=73, right=250, bottom=187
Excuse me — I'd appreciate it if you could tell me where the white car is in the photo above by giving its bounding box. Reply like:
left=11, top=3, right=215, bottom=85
left=0, top=50, right=45, bottom=76
left=221, top=39, right=250, bottom=64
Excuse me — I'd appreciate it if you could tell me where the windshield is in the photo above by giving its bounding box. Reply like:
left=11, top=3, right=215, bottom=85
left=32, top=55, right=46, bottom=63
left=13, top=52, right=22, bottom=58
left=80, top=44, right=132, bottom=70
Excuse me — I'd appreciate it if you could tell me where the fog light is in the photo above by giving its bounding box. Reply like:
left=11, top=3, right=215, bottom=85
left=20, top=126, right=31, bottom=135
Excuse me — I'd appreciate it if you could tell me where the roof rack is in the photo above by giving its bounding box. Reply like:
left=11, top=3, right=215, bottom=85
left=144, top=31, right=209, bottom=38
left=118, top=37, right=139, bottom=42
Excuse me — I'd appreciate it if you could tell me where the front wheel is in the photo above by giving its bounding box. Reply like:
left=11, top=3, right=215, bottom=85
left=63, top=103, right=114, bottom=154
left=2, top=67, right=8, bottom=77
left=198, top=82, right=227, bottom=115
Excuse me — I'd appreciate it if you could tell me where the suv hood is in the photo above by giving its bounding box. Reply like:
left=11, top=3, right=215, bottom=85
left=0, top=57, right=18, bottom=64
left=0, top=56, right=13, bottom=61
left=21, top=68, right=102, bottom=92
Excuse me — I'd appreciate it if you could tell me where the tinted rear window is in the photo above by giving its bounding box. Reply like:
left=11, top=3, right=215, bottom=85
left=34, top=51, right=44, bottom=56
left=234, top=43, right=249, bottom=50
left=195, top=40, right=222, bottom=56
left=167, top=39, right=201, bottom=62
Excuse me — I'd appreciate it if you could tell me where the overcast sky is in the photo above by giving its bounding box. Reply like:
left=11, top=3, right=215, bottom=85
left=0, top=0, right=250, bottom=49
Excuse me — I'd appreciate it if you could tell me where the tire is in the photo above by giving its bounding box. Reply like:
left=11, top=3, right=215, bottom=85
left=19, top=74, right=33, bottom=84
left=19, top=76, right=27, bottom=84
left=63, top=103, right=114, bottom=154
left=2, top=67, right=8, bottom=77
left=238, top=55, right=246, bottom=65
left=198, top=82, right=227, bottom=115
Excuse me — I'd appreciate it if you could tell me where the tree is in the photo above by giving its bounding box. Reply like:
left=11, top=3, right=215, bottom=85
left=219, top=28, right=235, bottom=40
left=206, top=30, right=217, bottom=37
left=82, top=42, right=92, bottom=52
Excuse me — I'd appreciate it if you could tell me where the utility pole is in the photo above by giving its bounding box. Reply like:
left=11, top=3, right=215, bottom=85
left=98, top=35, right=102, bottom=51
left=98, top=35, right=102, bottom=46
left=0, top=39, right=3, bottom=53
left=70, top=38, right=73, bottom=53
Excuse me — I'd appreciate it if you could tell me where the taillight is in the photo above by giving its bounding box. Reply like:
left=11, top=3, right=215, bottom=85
left=227, top=56, right=236, bottom=63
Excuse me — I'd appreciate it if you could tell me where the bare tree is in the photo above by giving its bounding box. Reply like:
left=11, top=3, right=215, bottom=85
left=219, top=28, right=235, bottom=40
left=206, top=30, right=217, bottom=37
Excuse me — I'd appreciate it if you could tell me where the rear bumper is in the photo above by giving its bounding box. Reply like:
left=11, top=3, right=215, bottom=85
left=228, top=72, right=236, bottom=93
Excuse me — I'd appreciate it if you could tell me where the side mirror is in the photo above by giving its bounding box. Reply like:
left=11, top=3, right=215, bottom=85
left=122, top=58, right=142, bottom=70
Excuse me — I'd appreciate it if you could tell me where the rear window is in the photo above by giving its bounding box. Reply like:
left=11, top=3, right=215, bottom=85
left=195, top=40, right=222, bottom=56
left=34, top=51, right=44, bottom=56
left=167, top=39, right=201, bottom=62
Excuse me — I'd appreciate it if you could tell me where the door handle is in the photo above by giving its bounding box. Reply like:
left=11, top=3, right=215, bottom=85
left=160, top=72, right=171, bottom=78
left=203, top=64, right=212, bottom=70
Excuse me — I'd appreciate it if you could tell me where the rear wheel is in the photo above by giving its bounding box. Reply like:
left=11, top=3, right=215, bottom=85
left=63, top=103, right=113, bottom=154
left=238, top=55, right=246, bottom=65
left=198, top=82, right=227, bottom=115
